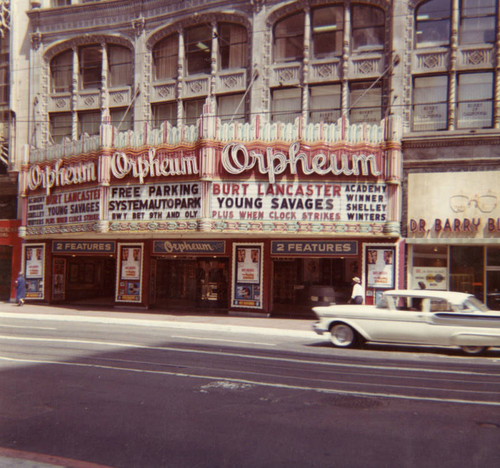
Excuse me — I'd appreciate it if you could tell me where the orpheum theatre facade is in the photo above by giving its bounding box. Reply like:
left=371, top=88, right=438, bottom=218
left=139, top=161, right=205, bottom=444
left=19, top=112, right=404, bottom=316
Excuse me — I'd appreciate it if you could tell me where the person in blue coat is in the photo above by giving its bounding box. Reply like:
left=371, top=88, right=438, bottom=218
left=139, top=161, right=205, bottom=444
left=15, top=273, right=26, bottom=306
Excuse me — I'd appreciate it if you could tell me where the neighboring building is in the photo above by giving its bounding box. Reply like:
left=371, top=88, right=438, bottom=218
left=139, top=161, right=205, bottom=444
left=14, top=0, right=498, bottom=314
left=0, top=0, right=22, bottom=301
left=402, top=0, right=500, bottom=310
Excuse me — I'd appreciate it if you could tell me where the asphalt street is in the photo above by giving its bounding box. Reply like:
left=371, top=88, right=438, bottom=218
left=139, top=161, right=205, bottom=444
left=1, top=301, right=500, bottom=467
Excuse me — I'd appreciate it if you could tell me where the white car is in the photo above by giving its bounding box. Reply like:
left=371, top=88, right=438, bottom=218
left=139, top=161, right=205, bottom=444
left=313, top=290, right=500, bottom=355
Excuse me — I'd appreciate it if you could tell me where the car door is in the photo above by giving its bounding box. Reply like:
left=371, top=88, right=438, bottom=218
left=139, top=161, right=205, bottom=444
left=361, top=296, right=432, bottom=344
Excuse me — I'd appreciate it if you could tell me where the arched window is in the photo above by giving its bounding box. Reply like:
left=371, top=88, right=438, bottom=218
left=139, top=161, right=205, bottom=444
left=218, top=23, right=247, bottom=70
left=108, top=45, right=132, bottom=88
left=153, top=34, right=179, bottom=80
left=352, top=5, right=385, bottom=51
left=311, top=5, right=344, bottom=58
left=185, top=24, right=212, bottom=75
left=51, top=50, right=73, bottom=93
left=79, top=44, right=102, bottom=90
left=273, top=12, right=305, bottom=62
left=415, top=0, right=451, bottom=47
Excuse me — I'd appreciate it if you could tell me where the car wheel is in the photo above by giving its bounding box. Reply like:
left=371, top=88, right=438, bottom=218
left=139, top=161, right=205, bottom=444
left=330, top=323, right=357, bottom=348
left=461, top=346, right=488, bottom=355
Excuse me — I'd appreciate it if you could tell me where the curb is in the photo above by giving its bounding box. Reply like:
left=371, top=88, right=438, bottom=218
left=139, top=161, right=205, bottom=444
left=0, top=311, right=317, bottom=339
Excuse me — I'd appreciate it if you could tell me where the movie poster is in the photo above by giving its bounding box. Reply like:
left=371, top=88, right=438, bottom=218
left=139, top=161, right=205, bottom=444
left=232, top=243, right=263, bottom=308
left=366, top=246, right=395, bottom=289
left=116, top=243, right=143, bottom=303
left=24, top=244, right=45, bottom=299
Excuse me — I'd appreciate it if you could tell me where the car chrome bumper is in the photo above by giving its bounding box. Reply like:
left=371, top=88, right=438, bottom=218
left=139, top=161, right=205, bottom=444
left=313, top=321, right=327, bottom=335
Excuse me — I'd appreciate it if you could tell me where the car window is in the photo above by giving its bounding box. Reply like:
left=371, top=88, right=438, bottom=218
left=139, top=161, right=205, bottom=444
left=458, top=297, right=490, bottom=312
left=430, top=299, right=451, bottom=312
left=376, top=296, right=388, bottom=308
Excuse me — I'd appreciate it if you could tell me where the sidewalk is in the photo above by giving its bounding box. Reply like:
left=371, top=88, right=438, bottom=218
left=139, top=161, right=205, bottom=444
left=0, top=301, right=316, bottom=339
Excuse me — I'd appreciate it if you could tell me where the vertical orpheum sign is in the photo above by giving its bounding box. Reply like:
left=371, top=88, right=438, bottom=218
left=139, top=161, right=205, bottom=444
left=116, top=243, right=143, bottom=303
left=24, top=244, right=45, bottom=299
left=232, top=243, right=263, bottom=309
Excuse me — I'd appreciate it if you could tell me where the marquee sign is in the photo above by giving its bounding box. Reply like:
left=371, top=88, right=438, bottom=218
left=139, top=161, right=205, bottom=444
left=108, top=182, right=201, bottom=222
left=222, top=142, right=383, bottom=183
left=27, top=188, right=101, bottom=228
left=211, top=181, right=387, bottom=223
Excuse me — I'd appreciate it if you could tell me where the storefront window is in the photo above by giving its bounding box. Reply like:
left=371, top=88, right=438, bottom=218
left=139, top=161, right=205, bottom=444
left=412, top=245, right=448, bottom=267
left=486, top=247, right=500, bottom=310
left=450, top=246, right=483, bottom=300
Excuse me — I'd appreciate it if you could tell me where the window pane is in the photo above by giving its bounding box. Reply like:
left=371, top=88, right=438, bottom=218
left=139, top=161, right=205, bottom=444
left=184, top=99, right=205, bottom=126
left=450, top=246, right=484, bottom=300
left=152, top=102, right=177, bottom=128
left=79, top=45, right=102, bottom=90
left=416, top=0, right=451, bottom=46
left=413, top=76, right=448, bottom=131
left=273, top=12, right=304, bottom=62
left=309, top=85, right=341, bottom=123
left=186, top=25, right=212, bottom=75
left=272, top=88, right=302, bottom=123
left=51, top=50, right=72, bottom=93
left=487, top=247, right=500, bottom=267
left=110, top=107, right=132, bottom=132
left=462, top=0, right=496, bottom=16
left=460, top=0, right=496, bottom=44
left=217, top=94, right=245, bottom=123
left=78, top=111, right=101, bottom=137
left=457, top=73, right=493, bottom=129
left=108, top=45, right=132, bottom=88
left=50, top=113, right=72, bottom=144
left=349, top=82, right=382, bottom=124
left=153, top=35, right=178, bottom=80
left=352, top=5, right=385, bottom=50
left=312, top=6, right=343, bottom=58
left=218, top=23, right=247, bottom=69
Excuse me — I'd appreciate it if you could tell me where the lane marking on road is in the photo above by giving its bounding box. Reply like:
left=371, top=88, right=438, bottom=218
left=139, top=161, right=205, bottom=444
left=171, top=335, right=276, bottom=346
left=0, top=354, right=499, bottom=407
left=0, top=324, right=57, bottom=330
left=0, top=334, right=498, bottom=378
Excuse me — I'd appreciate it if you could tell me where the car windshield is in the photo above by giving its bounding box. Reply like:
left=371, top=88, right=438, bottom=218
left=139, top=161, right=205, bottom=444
left=457, top=297, right=490, bottom=312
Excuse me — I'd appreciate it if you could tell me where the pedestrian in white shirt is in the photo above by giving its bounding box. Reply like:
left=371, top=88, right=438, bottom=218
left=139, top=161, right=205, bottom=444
left=350, top=277, right=364, bottom=304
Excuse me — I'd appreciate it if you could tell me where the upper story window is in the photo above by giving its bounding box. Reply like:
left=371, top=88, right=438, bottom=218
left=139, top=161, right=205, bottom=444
left=352, top=5, right=385, bottom=51
left=0, top=33, right=9, bottom=106
left=273, top=12, right=305, bottom=62
left=218, top=23, right=247, bottom=70
left=413, top=75, right=449, bottom=131
left=457, top=72, right=493, bottom=128
left=50, top=43, right=133, bottom=93
left=185, top=24, right=212, bottom=75
left=79, top=45, right=102, bottom=90
left=50, top=50, right=72, bottom=93
left=311, top=6, right=343, bottom=59
left=153, top=35, right=178, bottom=81
left=416, top=0, right=451, bottom=47
left=108, top=45, right=132, bottom=88
left=459, top=0, right=497, bottom=45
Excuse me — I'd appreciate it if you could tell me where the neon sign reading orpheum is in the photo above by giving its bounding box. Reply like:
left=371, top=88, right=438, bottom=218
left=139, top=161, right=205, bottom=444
left=221, top=142, right=382, bottom=183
